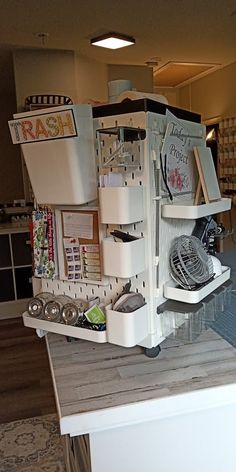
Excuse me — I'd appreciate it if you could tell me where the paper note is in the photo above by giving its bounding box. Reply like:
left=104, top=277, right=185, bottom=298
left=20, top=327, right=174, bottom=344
left=63, top=212, right=93, bottom=239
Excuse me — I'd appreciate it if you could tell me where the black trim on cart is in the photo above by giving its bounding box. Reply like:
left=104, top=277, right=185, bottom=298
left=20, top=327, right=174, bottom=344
left=92, top=98, right=201, bottom=123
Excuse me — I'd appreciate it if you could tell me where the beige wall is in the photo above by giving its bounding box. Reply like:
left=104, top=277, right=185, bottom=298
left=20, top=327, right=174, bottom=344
left=0, top=50, right=24, bottom=202
left=178, top=61, right=236, bottom=122
left=75, top=54, right=108, bottom=104
left=154, top=87, right=178, bottom=107
left=13, top=49, right=109, bottom=108
left=108, top=65, right=153, bottom=93
left=13, top=48, right=77, bottom=111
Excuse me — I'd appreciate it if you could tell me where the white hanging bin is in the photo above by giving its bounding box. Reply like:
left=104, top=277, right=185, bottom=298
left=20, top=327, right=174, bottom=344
left=102, top=237, right=145, bottom=278
left=105, top=304, right=148, bottom=347
left=9, top=105, right=97, bottom=205
left=99, top=186, right=144, bottom=224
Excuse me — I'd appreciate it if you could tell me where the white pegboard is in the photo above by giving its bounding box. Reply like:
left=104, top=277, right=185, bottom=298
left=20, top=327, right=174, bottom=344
left=35, top=108, right=206, bottom=349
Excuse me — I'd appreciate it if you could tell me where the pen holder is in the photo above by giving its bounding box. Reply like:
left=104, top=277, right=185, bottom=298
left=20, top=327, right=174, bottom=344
left=102, top=237, right=145, bottom=278
left=105, top=303, right=148, bottom=347
left=99, top=186, right=144, bottom=224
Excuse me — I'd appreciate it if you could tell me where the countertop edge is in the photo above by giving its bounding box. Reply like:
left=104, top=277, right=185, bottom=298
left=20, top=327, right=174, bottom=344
left=58, top=382, right=236, bottom=437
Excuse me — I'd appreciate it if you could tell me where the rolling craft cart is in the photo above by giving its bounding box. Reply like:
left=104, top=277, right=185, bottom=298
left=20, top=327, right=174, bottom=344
left=9, top=99, right=231, bottom=356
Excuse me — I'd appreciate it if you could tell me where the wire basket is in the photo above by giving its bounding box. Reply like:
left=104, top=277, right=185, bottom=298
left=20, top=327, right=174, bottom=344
left=169, top=235, right=214, bottom=290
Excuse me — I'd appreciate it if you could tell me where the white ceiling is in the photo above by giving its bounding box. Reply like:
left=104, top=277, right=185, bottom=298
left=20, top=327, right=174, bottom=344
left=0, top=0, right=236, bottom=72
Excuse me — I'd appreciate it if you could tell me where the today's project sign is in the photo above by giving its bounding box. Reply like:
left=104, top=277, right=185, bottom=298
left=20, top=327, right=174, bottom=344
left=8, top=109, right=77, bottom=144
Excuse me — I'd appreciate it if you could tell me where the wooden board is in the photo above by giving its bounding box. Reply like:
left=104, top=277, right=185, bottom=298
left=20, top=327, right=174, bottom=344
left=193, top=146, right=221, bottom=203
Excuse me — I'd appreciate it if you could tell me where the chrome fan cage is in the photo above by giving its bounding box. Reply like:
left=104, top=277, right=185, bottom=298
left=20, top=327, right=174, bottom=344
left=169, top=235, right=214, bottom=290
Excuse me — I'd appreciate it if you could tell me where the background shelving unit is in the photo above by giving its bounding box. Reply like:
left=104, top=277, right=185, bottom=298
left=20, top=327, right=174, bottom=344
left=0, top=227, right=33, bottom=319
left=218, top=116, right=236, bottom=196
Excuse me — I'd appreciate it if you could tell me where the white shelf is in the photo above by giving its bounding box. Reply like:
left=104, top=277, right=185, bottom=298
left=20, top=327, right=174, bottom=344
left=161, top=198, right=231, bottom=219
left=22, top=312, right=107, bottom=343
left=164, top=266, right=231, bottom=304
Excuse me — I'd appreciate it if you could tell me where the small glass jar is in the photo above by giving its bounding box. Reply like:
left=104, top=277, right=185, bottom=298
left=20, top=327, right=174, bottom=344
left=61, top=298, right=89, bottom=326
left=43, top=294, right=73, bottom=322
left=61, top=303, right=80, bottom=326
left=27, top=292, right=55, bottom=318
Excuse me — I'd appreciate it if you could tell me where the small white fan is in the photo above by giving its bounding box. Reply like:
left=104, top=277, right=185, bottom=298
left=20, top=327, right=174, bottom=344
left=210, top=255, right=222, bottom=277
left=169, top=235, right=214, bottom=290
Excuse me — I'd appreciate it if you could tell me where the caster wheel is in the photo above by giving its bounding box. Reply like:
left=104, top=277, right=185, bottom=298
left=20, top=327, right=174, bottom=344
left=66, top=336, right=78, bottom=343
left=144, top=345, right=161, bottom=358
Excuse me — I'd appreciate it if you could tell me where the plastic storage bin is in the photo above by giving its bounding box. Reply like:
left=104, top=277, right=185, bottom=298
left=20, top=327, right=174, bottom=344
left=222, top=280, right=233, bottom=307
left=173, top=308, right=204, bottom=342
left=102, top=237, right=145, bottom=278
left=99, top=186, right=144, bottom=224
left=159, top=300, right=204, bottom=341
left=213, top=287, right=225, bottom=317
left=10, top=105, right=97, bottom=205
left=105, top=303, right=148, bottom=347
left=201, top=294, right=217, bottom=328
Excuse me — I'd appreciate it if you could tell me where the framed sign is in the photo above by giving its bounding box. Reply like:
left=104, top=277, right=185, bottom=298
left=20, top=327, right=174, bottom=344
left=161, top=111, right=197, bottom=195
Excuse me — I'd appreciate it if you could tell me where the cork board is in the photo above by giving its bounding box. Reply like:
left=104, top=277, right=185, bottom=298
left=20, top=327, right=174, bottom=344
left=59, top=209, right=102, bottom=282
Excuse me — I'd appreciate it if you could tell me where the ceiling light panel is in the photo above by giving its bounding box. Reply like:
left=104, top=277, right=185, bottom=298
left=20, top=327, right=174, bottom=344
left=90, top=33, right=135, bottom=50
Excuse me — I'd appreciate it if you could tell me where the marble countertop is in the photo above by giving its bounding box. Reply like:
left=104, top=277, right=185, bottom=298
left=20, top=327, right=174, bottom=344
left=46, top=328, right=236, bottom=437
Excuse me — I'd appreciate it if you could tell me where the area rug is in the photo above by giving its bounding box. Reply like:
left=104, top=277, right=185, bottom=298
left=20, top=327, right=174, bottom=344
left=0, top=413, right=66, bottom=471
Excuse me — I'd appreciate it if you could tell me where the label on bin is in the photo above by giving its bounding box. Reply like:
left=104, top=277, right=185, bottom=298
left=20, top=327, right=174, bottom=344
left=8, top=109, right=78, bottom=144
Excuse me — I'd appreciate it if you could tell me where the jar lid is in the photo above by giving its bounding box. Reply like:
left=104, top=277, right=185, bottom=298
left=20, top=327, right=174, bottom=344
left=43, top=301, right=61, bottom=321
left=61, top=303, right=79, bottom=325
left=27, top=298, right=43, bottom=317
